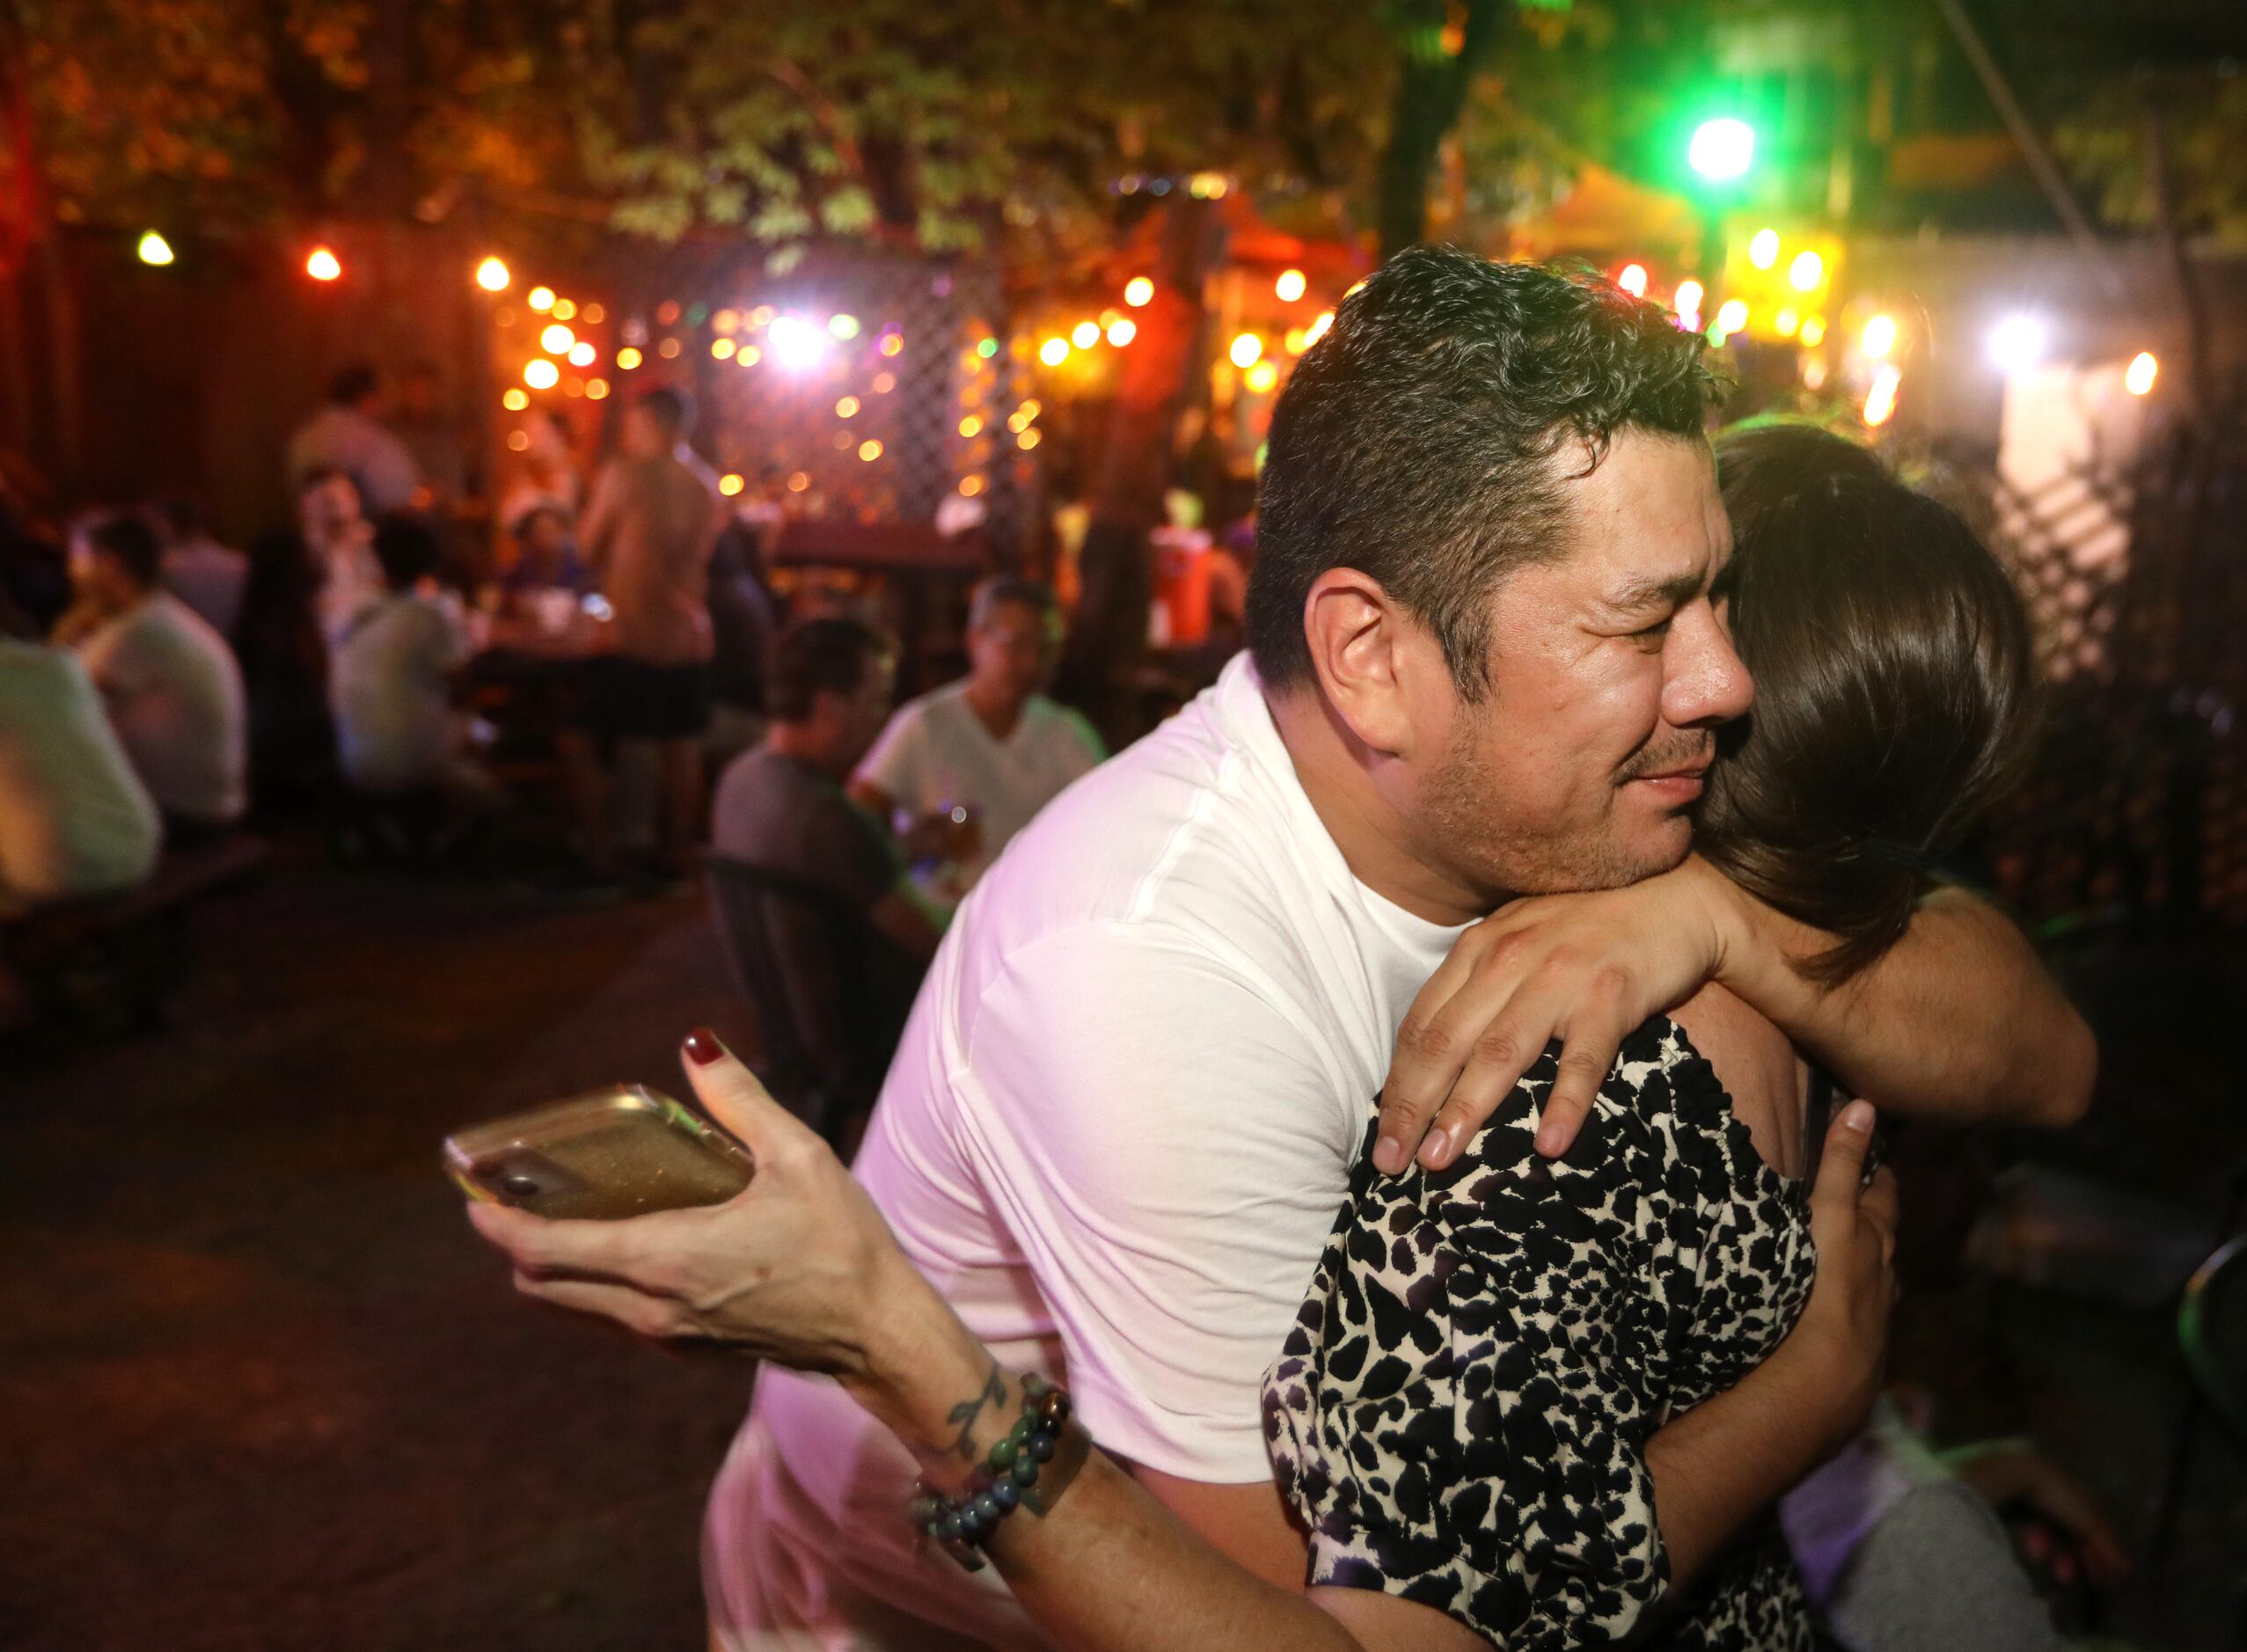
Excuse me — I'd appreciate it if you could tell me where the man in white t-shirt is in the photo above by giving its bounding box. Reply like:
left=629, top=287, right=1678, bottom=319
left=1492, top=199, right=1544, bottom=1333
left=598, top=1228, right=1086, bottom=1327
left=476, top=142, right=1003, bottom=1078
left=850, top=577, right=1103, bottom=892
left=61, top=513, right=247, bottom=835
left=0, top=597, right=159, bottom=918
left=154, top=497, right=249, bottom=642
left=287, top=362, right=422, bottom=516
left=472, top=249, right=2095, bottom=1648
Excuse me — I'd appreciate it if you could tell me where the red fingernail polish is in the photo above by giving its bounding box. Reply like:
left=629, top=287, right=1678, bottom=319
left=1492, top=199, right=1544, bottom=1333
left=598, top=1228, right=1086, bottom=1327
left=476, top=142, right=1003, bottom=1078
left=684, top=1027, right=725, bottom=1065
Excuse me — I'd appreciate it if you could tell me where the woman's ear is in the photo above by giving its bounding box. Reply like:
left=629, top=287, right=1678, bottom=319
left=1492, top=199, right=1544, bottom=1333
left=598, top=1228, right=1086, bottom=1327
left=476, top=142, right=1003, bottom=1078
left=1300, top=567, right=1424, bottom=757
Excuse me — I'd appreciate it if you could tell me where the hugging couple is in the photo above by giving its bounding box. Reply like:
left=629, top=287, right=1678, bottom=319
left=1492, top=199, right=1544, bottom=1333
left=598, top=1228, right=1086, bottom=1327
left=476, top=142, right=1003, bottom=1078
left=472, top=246, right=2093, bottom=1651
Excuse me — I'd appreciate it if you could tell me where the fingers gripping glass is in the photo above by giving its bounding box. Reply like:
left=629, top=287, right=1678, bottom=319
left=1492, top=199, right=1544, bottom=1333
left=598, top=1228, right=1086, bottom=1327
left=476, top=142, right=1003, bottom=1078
left=444, top=1085, right=754, bottom=1221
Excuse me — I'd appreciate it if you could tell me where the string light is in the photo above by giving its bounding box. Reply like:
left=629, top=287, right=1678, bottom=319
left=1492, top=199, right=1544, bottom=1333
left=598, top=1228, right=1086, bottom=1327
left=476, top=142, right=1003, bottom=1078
left=1124, top=277, right=1154, bottom=307
left=768, top=316, right=826, bottom=369
left=713, top=309, right=740, bottom=334
left=1748, top=229, right=1780, bottom=270
left=553, top=298, right=577, bottom=321
left=1072, top=320, right=1101, bottom=348
left=959, top=475, right=986, bottom=497
left=880, top=333, right=905, bottom=357
left=960, top=416, right=983, bottom=437
left=2126, top=351, right=2159, bottom=396
left=1716, top=298, right=1748, bottom=334
left=1107, top=318, right=1137, bottom=347
left=1988, top=313, right=2046, bottom=373
left=1861, top=314, right=1898, bottom=359
left=502, top=388, right=529, bottom=411
left=528, top=286, right=555, bottom=311
left=1673, top=280, right=1704, bottom=319
left=523, top=359, right=560, bottom=390
left=1800, top=315, right=1828, bottom=347
left=586, top=378, right=610, bottom=399
left=836, top=396, right=860, bottom=418
left=1018, top=428, right=1042, bottom=450
left=1863, top=363, right=1901, bottom=427
left=1788, top=251, right=1824, bottom=293
left=1244, top=360, right=1279, bottom=393
left=475, top=257, right=511, bottom=292
left=136, top=230, right=176, bottom=267
left=305, top=245, right=342, bottom=281
left=1229, top=333, right=1263, bottom=368
left=1039, top=337, right=1070, bottom=366
left=541, top=324, right=575, bottom=355
left=711, top=338, right=736, bottom=361
left=859, top=440, right=883, bottom=461
left=1275, top=268, right=1307, bottom=303
left=1775, top=308, right=1800, bottom=337
left=617, top=347, right=643, bottom=370
left=1618, top=263, right=1649, bottom=297
left=828, top=313, right=861, bottom=340
left=719, top=473, right=746, bottom=496
left=568, top=341, right=597, bottom=367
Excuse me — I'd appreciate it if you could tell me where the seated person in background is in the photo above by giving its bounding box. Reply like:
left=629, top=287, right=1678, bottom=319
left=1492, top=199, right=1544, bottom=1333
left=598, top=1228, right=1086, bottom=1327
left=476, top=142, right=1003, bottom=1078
left=59, top=512, right=246, bottom=842
left=498, top=503, right=590, bottom=598
left=849, top=576, right=1103, bottom=892
left=706, top=514, right=780, bottom=758
left=238, top=471, right=357, bottom=811
left=154, top=496, right=249, bottom=643
left=330, top=512, right=497, bottom=809
left=0, top=589, right=159, bottom=917
left=287, top=362, right=421, bottom=517
left=709, top=618, right=945, bottom=1145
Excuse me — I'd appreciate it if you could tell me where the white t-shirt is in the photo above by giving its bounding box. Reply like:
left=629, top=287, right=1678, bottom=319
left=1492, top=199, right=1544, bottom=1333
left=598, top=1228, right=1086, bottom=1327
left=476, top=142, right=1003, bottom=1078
left=0, top=642, right=160, bottom=917
left=853, top=682, right=1103, bottom=886
left=77, top=593, right=247, bottom=825
left=331, top=591, right=472, bottom=792
left=706, top=654, right=1467, bottom=1644
left=287, top=405, right=421, bottom=515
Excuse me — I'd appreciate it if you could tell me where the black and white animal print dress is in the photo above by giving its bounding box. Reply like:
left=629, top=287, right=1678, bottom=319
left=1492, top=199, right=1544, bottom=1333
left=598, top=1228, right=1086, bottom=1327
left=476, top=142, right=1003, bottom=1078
left=1263, top=1019, right=1818, bottom=1650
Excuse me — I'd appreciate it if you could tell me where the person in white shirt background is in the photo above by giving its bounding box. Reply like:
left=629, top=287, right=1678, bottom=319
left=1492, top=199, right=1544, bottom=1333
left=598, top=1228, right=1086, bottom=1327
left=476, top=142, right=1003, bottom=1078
left=848, top=576, right=1104, bottom=895
left=285, top=362, right=422, bottom=518
left=330, top=511, right=498, bottom=812
left=56, top=512, right=246, bottom=841
left=153, top=495, right=249, bottom=643
left=0, top=586, right=158, bottom=920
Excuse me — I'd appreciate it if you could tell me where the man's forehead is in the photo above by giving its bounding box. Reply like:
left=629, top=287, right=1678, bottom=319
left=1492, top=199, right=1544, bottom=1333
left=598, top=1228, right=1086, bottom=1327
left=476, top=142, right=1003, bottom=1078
left=1559, top=431, right=1727, bottom=603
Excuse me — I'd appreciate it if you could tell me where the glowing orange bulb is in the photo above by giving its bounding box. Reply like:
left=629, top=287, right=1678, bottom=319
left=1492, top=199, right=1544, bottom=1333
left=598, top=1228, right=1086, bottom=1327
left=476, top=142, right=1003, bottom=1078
left=305, top=245, right=342, bottom=281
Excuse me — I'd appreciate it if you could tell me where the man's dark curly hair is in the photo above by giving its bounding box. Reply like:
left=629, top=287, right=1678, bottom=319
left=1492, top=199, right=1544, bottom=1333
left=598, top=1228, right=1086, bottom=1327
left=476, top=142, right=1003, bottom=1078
left=1247, top=245, right=1723, bottom=699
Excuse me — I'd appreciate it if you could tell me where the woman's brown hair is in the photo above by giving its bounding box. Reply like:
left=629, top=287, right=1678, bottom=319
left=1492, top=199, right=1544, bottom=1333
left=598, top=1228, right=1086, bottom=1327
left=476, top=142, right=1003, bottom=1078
left=1699, top=421, right=2038, bottom=982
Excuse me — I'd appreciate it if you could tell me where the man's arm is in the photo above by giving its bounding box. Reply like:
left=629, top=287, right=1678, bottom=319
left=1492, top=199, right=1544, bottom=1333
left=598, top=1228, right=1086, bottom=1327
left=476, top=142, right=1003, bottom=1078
left=1376, top=856, right=2093, bottom=1173
left=1711, top=881, right=2094, bottom=1131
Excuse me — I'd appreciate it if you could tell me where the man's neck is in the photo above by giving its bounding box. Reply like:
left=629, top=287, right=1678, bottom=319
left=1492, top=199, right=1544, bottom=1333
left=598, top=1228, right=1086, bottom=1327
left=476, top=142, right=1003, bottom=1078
left=962, top=677, right=1027, bottom=741
left=1264, top=683, right=1493, bottom=929
left=765, top=721, right=848, bottom=780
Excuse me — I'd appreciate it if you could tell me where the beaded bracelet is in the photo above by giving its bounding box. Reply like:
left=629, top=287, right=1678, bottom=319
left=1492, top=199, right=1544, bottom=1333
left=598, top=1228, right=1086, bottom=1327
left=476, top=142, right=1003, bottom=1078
left=909, top=1373, right=1087, bottom=1572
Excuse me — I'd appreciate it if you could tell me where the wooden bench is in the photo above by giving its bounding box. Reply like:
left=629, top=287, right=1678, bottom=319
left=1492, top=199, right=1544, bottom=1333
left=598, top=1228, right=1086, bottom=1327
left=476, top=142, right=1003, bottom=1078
left=4, top=833, right=270, bottom=1032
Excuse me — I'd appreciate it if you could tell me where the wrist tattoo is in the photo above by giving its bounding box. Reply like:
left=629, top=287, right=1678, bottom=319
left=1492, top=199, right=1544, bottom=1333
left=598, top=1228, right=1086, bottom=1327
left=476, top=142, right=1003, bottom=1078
left=945, top=1361, right=1006, bottom=1463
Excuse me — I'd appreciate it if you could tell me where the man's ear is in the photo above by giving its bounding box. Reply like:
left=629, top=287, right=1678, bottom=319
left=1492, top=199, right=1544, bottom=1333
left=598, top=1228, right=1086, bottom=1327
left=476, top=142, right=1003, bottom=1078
left=1301, top=567, right=1424, bottom=757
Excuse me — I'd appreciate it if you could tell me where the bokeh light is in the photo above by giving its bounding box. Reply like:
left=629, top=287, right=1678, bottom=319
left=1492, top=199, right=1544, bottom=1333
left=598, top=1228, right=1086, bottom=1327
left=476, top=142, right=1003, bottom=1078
left=528, top=286, right=555, bottom=312
left=475, top=257, right=511, bottom=292
left=1124, top=277, right=1154, bottom=307
left=2126, top=351, right=2159, bottom=396
left=305, top=246, right=342, bottom=281
left=1107, top=318, right=1137, bottom=347
left=1229, top=333, right=1263, bottom=369
left=1275, top=268, right=1307, bottom=303
left=523, top=359, right=560, bottom=390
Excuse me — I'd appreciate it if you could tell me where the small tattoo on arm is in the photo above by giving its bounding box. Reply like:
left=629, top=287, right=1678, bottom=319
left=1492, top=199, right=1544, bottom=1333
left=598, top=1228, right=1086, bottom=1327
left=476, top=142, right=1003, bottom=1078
left=946, top=1361, right=1006, bottom=1463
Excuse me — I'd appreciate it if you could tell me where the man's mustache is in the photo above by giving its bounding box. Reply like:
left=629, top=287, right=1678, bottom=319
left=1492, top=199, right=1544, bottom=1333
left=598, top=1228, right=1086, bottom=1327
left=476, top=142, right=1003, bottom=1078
left=1614, top=736, right=1716, bottom=784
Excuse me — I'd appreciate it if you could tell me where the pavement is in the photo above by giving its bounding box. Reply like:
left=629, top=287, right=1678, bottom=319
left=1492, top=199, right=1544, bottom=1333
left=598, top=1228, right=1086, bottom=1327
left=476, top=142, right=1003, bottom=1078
left=3, top=855, right=2243, bottom=1649
left=2, top=855, right=758, bottom=1650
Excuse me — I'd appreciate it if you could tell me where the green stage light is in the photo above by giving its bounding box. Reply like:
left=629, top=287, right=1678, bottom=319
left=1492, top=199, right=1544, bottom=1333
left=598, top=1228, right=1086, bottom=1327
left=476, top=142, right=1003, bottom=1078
left=1688, top=118, right=1755, bottom=183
